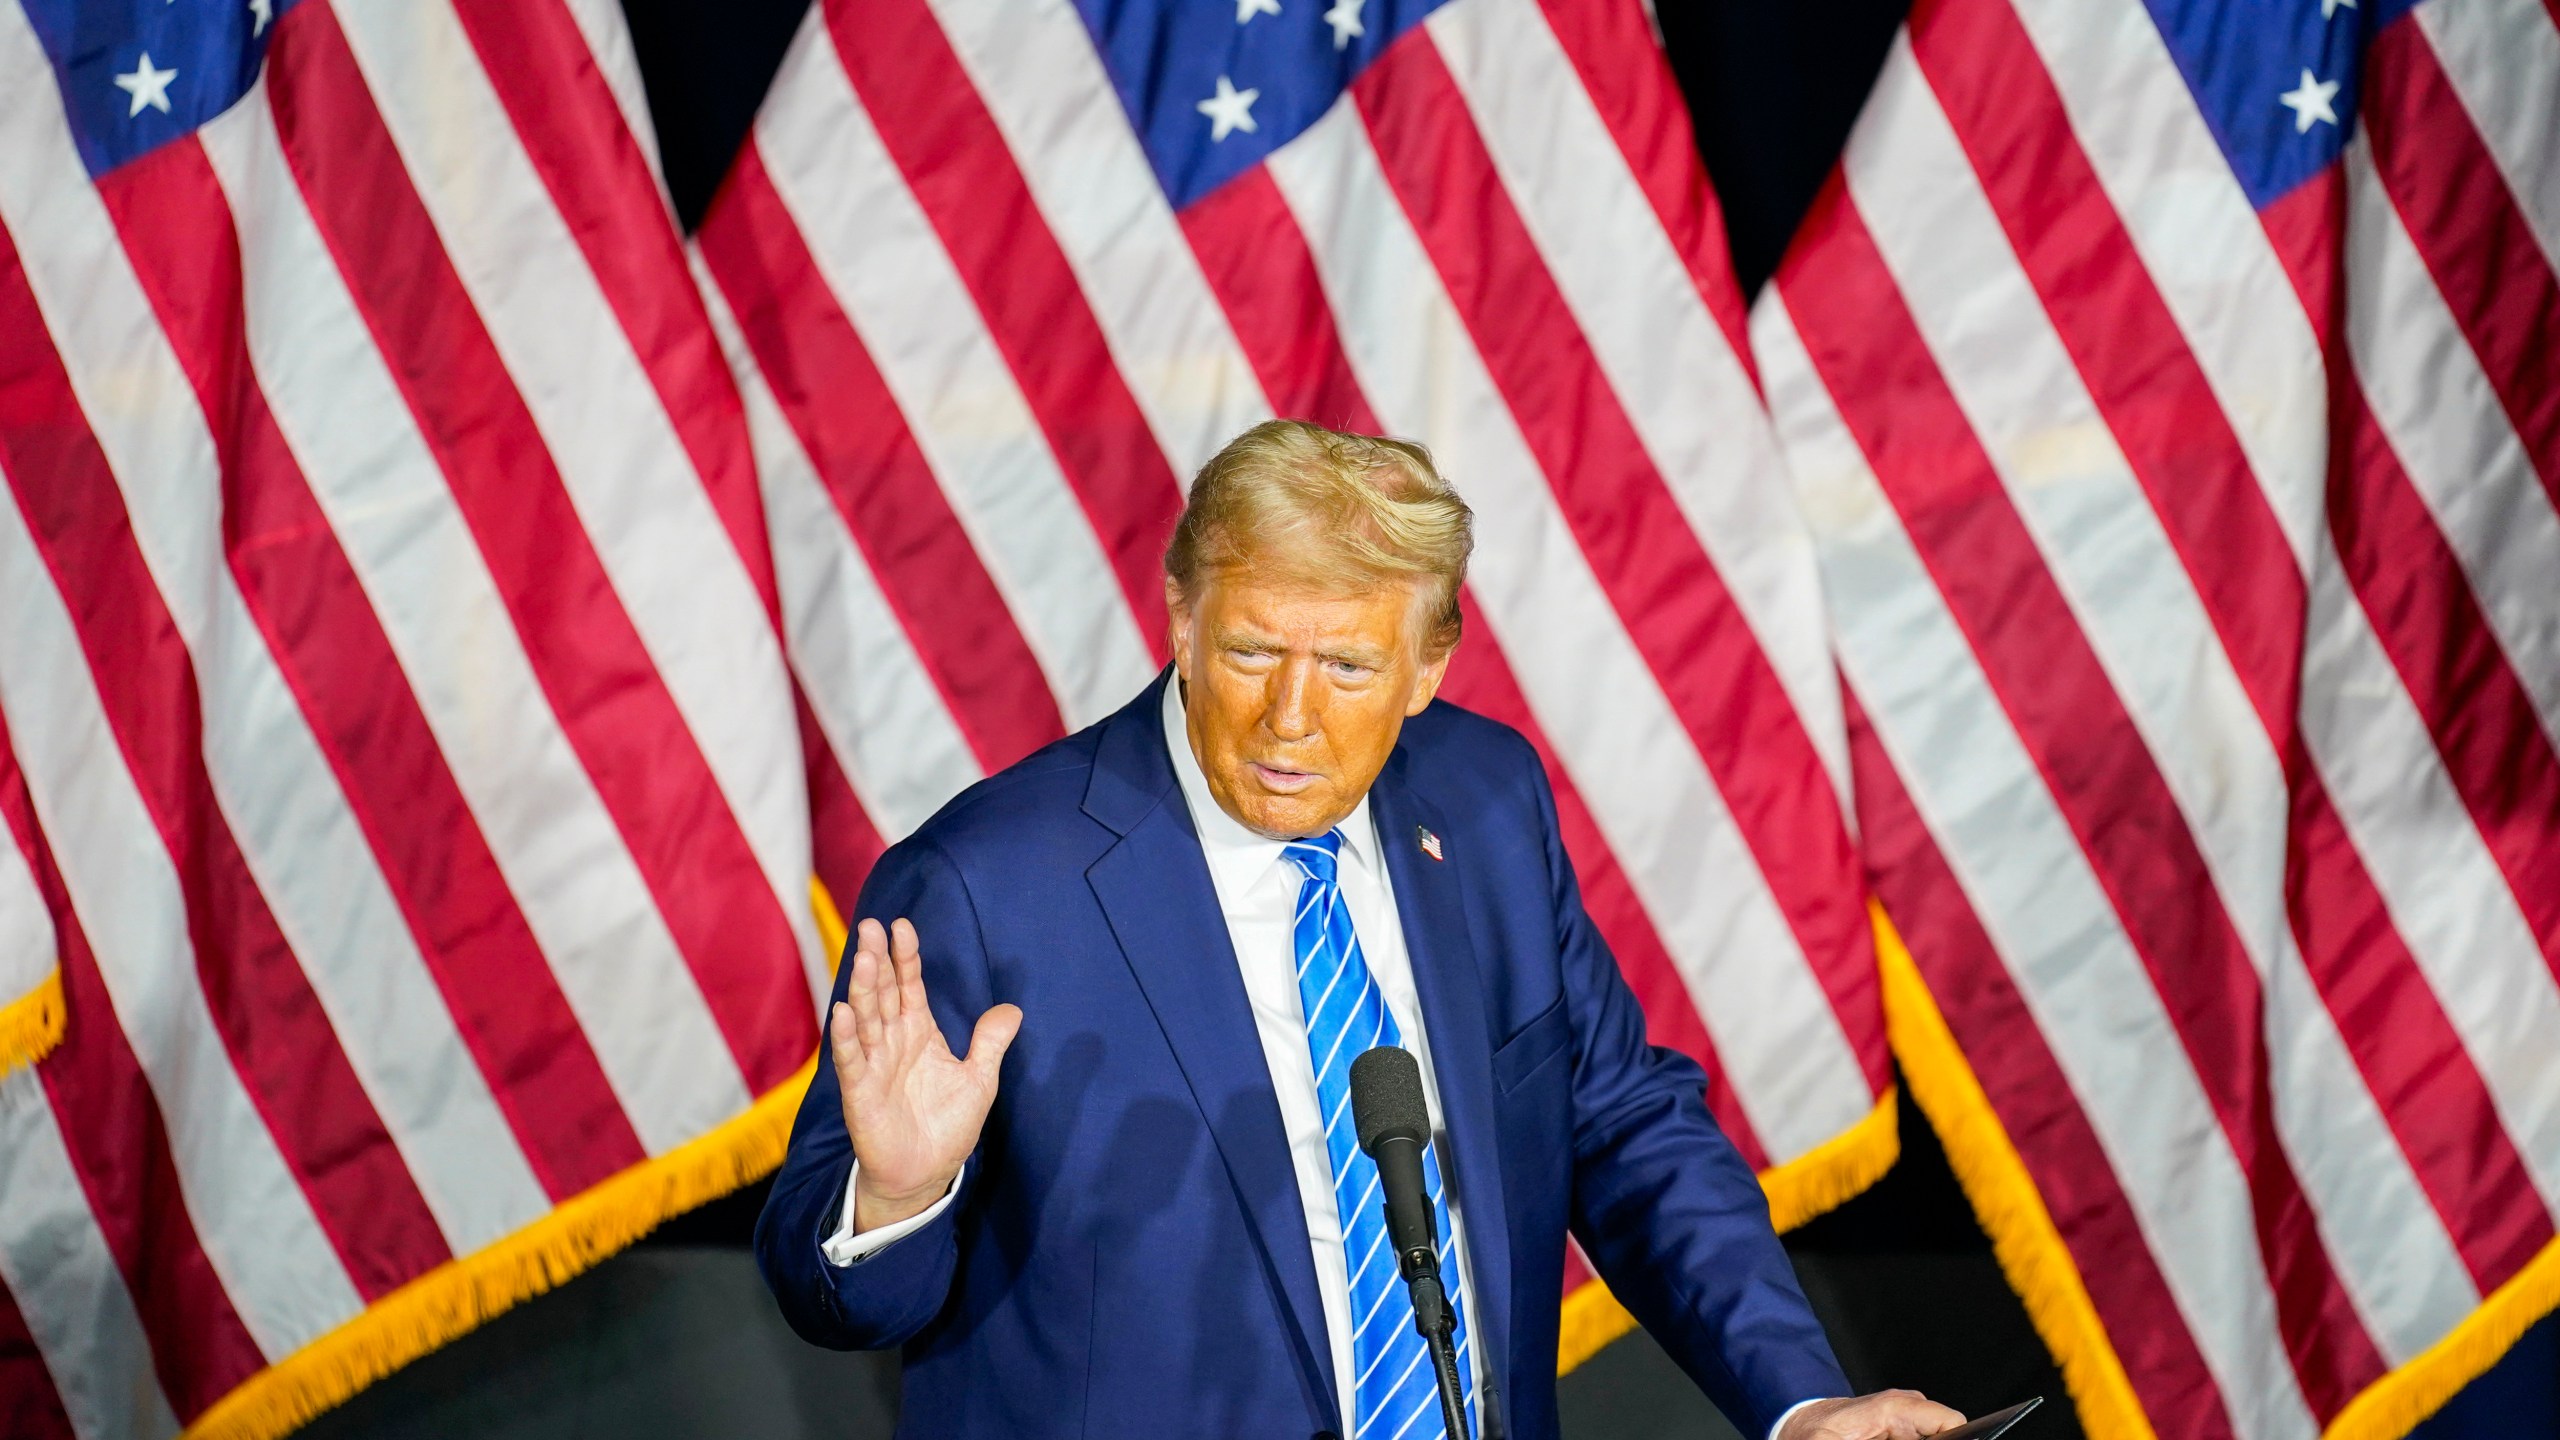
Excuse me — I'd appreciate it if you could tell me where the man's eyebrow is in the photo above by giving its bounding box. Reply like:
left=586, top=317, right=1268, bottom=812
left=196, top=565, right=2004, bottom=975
left=1209, top=629, right=1390, bottom=668
left=1210, top=627, right=1284, bottom=652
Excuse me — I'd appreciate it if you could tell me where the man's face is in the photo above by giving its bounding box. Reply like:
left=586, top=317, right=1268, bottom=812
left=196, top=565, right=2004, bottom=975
left=1166, top=565, right=1451, bottom=840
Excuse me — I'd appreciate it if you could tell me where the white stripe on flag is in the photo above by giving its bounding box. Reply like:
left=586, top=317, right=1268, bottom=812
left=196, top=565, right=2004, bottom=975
left=921, top=0, right=1275, bottom=480
left=0, top=1072, right=182, bottom=1440
left=196, top=98, right=755, bottom=1152
left=332, top=0, right=818, bottom=954
left=1842, top=38, right=2290, bottom=957
left=1269, top=101, right=1871, bottom=1159
left=0, top=806, right=49, bottom=1019
left=1426, top=0, right=1853, bottom=803
left=2415, top=0, right=2560, bottom=272
left=2343, top=142, right=2560, bottom=746
left=696, top=262, right=987, bottom=842
left=754, top=15, right=1156, bottom=729
left=2287, top=456, right=2560, bottom=1209
left=1756, top=294, right=2323, bottom=1440
left=2002, top=0, right=2328, bottom=566
left=0, top=56, right=545, bottom=1254
left=555, top=0, right=668, bottom=199
left=1835, top=47, right=2474, bottom=1360
left=2006, top=0, right=2559, bottom=1127
left=0, top=477, right=361, bottom=1361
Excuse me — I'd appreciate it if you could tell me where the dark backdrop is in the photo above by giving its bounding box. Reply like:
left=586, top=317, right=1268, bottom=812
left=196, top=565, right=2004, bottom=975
left=289, top=4, right=2560, bottom=1436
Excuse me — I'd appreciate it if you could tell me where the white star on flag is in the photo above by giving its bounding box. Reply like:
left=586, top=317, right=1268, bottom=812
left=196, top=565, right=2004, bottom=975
left=1234, top=0, right=1280, bottom=23
left=1196, top=75, right=1259, bottom=142
left=251, top=0, right=273, bottom=37
left=2279, top=67, right=2341, bottom=132
left=1324, top=0, right=1365, bottom=50
left=2321, top=0, right=2356, bottom=17
left=113, top=52, right=178, bottom=117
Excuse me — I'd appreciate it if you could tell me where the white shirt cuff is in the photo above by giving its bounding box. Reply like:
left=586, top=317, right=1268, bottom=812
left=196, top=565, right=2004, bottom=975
left=1770, top=1397, right=1828, bottom=1440
left=819, top=1162, right=962, bottom=1267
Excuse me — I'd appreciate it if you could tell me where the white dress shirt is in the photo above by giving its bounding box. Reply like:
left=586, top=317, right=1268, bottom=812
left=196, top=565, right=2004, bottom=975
left=821, top=680, right=1821, bottom=1439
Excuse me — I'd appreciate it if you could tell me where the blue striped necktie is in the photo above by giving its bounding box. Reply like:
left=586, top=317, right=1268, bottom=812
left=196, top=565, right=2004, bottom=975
left=1283, top=829, right=1475, bottom=1440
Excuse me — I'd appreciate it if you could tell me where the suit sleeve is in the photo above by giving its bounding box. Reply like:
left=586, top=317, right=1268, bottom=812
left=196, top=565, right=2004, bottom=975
left=754, top=833, right=997, bottom=1350
left=1528, top=746, right=1851, bottom=1437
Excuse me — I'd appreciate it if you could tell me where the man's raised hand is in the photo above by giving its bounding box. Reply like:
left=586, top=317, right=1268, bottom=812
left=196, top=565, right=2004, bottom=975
left=831, top=916, right=1022, bottom=1233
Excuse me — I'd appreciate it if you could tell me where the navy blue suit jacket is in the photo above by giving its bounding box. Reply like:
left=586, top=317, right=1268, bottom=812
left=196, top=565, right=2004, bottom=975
left=757, top=673, right=1848, bottom=1439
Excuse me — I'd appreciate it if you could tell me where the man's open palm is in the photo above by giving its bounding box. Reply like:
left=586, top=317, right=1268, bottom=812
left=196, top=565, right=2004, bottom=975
left=832, top=917, right=1021, bottom=1232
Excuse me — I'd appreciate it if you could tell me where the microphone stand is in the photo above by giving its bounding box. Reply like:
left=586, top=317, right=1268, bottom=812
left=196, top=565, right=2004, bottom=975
left=1397, top=1240, right=1470, bottom=1439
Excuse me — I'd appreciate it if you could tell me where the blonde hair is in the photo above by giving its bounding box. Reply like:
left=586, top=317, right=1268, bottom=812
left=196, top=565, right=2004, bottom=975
left=1165, top=419, right=1474, bottom=656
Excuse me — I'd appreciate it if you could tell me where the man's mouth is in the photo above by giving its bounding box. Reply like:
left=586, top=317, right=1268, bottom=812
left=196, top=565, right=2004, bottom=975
left=1245, top=760, right=1320, bottom=794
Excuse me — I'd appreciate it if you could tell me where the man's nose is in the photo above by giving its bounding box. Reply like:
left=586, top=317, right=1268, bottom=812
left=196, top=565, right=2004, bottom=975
left=1265, top=659, right=1318, bottom=741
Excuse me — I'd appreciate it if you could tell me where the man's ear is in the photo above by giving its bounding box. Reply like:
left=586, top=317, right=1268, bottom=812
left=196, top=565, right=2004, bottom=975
left=1164, top=575, right=1194, bottom=682
left=1406, top=640, right=1453, bottom=717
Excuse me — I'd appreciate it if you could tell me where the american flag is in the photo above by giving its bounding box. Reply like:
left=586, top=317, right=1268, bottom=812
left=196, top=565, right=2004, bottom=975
left=691, top=0, right=1893, bottom=1370
left=1755, top=0, right=2560, bottom=1436
left=0, top=1, right=827, bottom=1435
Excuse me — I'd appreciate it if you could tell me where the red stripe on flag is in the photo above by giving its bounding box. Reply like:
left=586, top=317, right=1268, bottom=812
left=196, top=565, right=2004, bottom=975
left=798, top=684, right=886, bottom=952
left=1905, top=0, right=2306, bottom=732
left=1521, top=0, right=1756, bottom=379
left=822, top=0, right=1185, bottom=640
left=1562, top=1241, right=1596, bottom=1297
left=2332, top=389, right=2560, bottom=977
left=1846, top=688, right=2241, bottom=1440
left=447, top=0, right=782, bottom=629
left=34, top=938, right=265, bottom=1425
left=265, top=5, right=812, bottom=1097
left=1354, top=35, right=1885, bottom=1095
left=0, top=714, right=266, bottom=1421
left=1438, top=613, right=1770, bottom=1168
left=0, top=1271, right=75, bottom=1440
left=1903, top=0, right=2555, bottom=1287
left=1779, top=180, right=2387, bottom=1418
left=699, top=147, right=1068, bottom=773
left=0, top=212, right=452, bottom=1302
left=2364, top=18, right=2560, bottom=508
left=1181, top=168, right=1374, bottom=432
left=101, top=139, right=647, bottom=1202
left=2286, top=744, right=2557, bottom=1290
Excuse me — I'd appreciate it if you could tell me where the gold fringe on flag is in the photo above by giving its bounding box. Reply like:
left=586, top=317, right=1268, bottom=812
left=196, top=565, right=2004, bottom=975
left=179, top=885, right=856, bottom=1440
left=1876, top=900, right=2560, bottom=1440
left=183, top=1050, right=821, bottom=1440
left=1874, top=904, right=2157, bottom=1440
left=2324, top=1240, right=2560, bottom=1440
left=0, top=964, right=64, bottom=1079
left=1555, top=1082, right=1902, bottom=1377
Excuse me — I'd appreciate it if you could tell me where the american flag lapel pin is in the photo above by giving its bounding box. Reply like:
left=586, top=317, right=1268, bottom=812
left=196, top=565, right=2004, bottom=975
left=1415, top=825, right=1444, bottom=862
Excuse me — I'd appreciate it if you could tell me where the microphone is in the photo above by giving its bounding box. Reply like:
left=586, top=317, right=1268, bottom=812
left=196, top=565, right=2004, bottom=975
left=1350, top=1046, right=1470, bottom=1439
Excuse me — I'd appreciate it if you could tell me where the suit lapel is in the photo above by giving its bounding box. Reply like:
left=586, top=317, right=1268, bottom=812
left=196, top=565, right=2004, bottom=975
left=1082, top=678, right=1340, bottom=1423
left=1370, top=757, right=1516, bottom=1394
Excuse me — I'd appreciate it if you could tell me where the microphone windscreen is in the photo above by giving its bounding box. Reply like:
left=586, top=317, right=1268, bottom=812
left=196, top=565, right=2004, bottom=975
left=1349, top=1045, right=1431, bottom=1157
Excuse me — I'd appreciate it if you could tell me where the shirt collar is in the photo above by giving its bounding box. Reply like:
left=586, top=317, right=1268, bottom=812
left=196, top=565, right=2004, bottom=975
left=1161, top=674, right=1379, bottom=894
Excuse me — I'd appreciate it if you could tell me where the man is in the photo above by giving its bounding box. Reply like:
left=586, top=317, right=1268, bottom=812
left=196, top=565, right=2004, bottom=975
left=759, top=421, right=1963, bottom=1440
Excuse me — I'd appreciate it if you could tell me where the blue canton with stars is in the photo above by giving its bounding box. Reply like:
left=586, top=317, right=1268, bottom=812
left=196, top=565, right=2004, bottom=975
left=1070, top=0, right=1452, bottom=211
left=21, top=0, right=305, bottom=180
left=2134, top=0, right=2423, bottom=210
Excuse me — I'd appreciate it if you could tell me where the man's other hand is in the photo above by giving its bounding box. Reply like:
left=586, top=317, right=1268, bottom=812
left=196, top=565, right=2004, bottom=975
left=1777, top=1390, right=1969, bottom=1440
left=831, top=916, right=1022, bottom=1233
